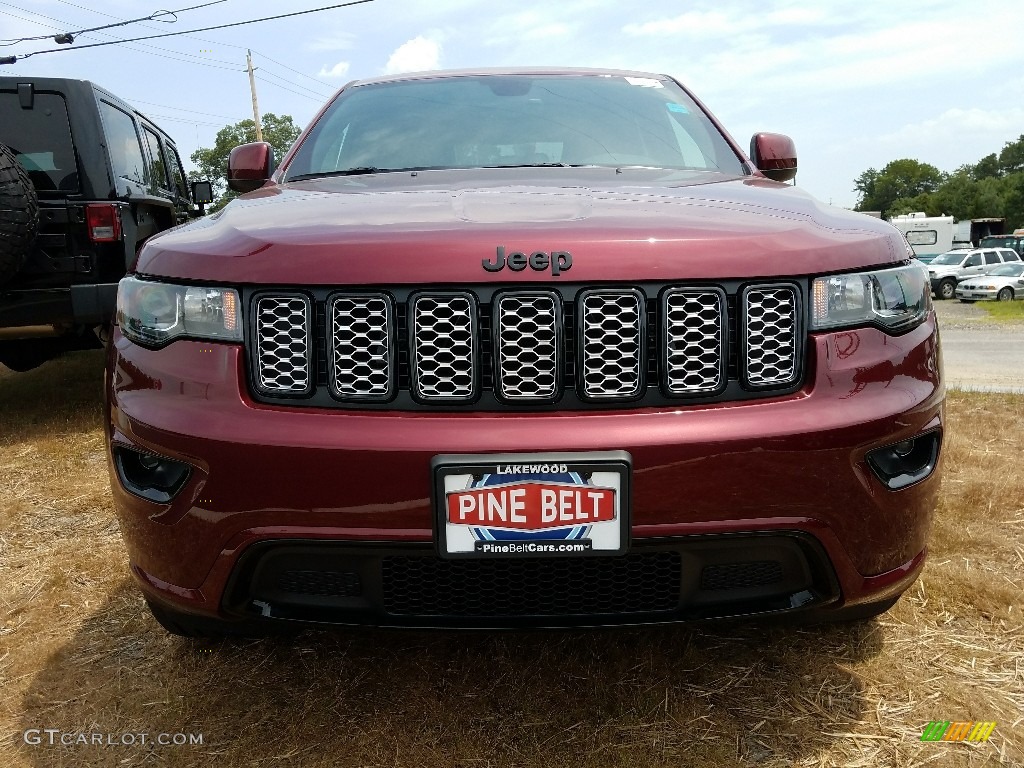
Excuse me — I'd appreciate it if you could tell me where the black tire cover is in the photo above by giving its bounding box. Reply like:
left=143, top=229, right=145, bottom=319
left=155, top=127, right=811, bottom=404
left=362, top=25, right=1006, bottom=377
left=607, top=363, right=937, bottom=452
left=0, top=143, right=39, bottom=285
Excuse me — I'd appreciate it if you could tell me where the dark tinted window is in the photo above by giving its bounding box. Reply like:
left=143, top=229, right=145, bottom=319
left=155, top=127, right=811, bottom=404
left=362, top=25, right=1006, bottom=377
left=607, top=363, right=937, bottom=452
left=984, top=251, right=1000, bottom=265
left=1003, top=250, right=1021, bottom=261
left=168, top=146, right=188, bottom=198
left=286, top=74, right=745, bottom=178
left=141, top=125, right=169, bottom=192
left=100, top=102, right=146, bottom=189
left=0, top=91, right=79, bottom=193
left=964, top=254, right=982, bottom=267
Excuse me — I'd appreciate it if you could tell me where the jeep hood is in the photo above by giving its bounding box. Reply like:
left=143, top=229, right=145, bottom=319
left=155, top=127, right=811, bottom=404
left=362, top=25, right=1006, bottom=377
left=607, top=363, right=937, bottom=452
left=139, top=169, right=905, bottom=285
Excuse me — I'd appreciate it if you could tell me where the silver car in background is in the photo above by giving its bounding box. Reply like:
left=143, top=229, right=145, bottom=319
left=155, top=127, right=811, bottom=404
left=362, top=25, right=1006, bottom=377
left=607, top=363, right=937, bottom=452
left=955, top=262, right=1024, bottom=302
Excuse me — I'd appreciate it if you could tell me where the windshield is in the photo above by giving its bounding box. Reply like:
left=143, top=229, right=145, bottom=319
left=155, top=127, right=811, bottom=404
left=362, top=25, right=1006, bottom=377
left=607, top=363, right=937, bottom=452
left=284, top=74, right=746, bottom=180
left=930, top=251, right=969, bottom=266
left=988, top=264, right=1024, bottom=276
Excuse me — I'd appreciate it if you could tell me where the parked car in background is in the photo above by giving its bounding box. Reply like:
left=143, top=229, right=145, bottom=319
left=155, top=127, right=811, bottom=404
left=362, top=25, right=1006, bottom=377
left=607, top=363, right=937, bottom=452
left=927, top=247, right=1021, bottom=300
left=0, top=77, right=211, bottom=372
left=955, top=262, right=1024, bottom=302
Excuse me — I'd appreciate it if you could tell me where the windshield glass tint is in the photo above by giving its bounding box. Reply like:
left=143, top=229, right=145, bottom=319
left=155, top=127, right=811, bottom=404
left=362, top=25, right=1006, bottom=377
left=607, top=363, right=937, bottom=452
left=285, top=75, right=745, bottom=178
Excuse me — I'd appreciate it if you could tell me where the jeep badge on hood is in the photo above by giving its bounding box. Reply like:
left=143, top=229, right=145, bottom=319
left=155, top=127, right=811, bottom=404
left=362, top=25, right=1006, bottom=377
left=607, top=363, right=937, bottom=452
left=483, top=246, right=573, bottom=276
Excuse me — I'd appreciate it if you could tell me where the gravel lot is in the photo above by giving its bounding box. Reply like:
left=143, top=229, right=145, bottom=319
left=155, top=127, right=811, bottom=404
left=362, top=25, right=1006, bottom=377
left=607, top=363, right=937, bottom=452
left=933, top=300, right=1024, bottom=393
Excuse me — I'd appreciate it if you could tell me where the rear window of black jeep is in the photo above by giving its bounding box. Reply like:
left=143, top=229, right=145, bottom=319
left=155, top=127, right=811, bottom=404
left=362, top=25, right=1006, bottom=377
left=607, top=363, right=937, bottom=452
left=0, top=91, right=79, bottom=193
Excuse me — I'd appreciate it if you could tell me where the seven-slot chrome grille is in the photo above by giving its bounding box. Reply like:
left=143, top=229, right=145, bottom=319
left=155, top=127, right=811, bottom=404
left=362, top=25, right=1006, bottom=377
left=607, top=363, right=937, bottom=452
left=248, top=284, right=803, bottom=408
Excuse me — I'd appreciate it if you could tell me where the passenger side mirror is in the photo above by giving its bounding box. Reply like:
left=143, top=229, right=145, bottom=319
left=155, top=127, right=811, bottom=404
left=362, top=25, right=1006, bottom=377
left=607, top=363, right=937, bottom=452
left=191, top=180, right=214, bottom=205
left=750, top=133, right=797, bottom=183
left=227, top=142, right=275, bottom=193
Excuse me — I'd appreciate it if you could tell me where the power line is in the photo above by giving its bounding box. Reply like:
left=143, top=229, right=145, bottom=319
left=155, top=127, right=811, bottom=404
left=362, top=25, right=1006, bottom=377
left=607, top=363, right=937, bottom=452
left=254, top=74, right=325, bottom=102
left=0, top=0, right=226, bottom=46
left=255, top=67, right=333, bottom=99
left=125, top=98, right=244, bottom=122
left=53, top=1, right=340, bottom=93
left=252, top=49, right=337, bottom=91
left=1, top=0, right=376, bottom=62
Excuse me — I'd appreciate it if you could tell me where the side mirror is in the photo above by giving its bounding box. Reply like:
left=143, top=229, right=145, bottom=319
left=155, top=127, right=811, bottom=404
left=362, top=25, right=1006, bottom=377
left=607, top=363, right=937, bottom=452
left=188, top=180, right=214, bottom=217
left=227, top=142, right=275, bottom=193
left=750, top=133, right=797, bottom=183
left=191, top=180, right=214, bottom=205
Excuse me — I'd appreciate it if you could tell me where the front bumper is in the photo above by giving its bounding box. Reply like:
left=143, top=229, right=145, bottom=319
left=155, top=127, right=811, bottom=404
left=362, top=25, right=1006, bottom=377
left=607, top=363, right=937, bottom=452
left=105, top=313, right=944, bottom=627
left=954, top=286, right=998, bottom=301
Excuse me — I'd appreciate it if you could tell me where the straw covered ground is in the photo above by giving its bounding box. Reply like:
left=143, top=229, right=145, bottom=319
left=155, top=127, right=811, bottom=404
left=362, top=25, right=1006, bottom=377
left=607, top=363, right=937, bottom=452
left=0, top=350, right=1021, bottom=767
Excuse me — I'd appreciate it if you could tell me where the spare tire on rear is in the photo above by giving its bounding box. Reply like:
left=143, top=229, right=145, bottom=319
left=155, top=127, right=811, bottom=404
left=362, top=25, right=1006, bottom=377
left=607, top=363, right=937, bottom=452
left=0, top=143, right=39, bottom=285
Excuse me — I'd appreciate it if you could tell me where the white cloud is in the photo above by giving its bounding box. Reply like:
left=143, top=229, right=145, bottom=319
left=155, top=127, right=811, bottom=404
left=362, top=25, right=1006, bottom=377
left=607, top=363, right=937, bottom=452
left=878, top=108, right=1024, bottom=149
left=384, top=36, right=443, bottom=74
left=623, top=6, right=827, bottom=38
left=307, top=34, right=356, bottom=52
left=318, top=60, right=351, bottom=79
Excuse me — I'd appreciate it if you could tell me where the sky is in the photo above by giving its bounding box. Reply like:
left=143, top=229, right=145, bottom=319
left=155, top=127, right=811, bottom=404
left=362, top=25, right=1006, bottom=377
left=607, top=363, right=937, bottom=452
left=2, top=0, right=1023, bottom=209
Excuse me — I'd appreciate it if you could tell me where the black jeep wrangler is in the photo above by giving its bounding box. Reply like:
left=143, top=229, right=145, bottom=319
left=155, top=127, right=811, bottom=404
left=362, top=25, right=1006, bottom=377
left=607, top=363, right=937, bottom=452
left=0, top=77, right=211, bottom=371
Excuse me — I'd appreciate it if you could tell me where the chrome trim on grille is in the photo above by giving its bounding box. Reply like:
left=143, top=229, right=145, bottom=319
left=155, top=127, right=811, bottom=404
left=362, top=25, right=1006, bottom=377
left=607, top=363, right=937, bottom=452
left=577, top=289, right=644, bottom=400
left=493, top=291, right=561, bottom=402
left=253, top=294, right=312, bottom=395
left=411, top=292, right=477, bottom=402
left=662, top=288, right=726, bottom=395
left=328, top=293, right=395, bottom=401
left=742, top=284, right=799, bottom=388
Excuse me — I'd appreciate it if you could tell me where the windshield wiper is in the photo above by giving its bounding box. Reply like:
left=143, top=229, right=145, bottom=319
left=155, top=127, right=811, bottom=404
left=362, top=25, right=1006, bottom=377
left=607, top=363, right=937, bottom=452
left=288, top=167, right=394, bottom=181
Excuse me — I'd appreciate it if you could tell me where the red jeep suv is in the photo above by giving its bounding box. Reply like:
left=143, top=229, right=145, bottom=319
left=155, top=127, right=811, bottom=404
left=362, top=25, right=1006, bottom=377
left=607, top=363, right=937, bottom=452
left=105, top=69, right=943, bottom=636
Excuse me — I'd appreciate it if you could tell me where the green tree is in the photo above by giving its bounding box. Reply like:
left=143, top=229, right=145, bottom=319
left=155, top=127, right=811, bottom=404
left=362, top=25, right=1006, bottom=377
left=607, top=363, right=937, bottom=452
left=997, top=134, right=1024, bottom=175
left=189, top=113, right=302, bottom=210
left=853, top=159, right=944, bottom=216
left=972, top=153, right=1000, bottom=180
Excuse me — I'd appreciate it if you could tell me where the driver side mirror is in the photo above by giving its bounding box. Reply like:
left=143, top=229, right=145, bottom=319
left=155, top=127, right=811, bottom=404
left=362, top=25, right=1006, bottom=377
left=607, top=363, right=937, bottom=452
left=227, top=142, right=275, bottom=193
left=750, top=133, right=797, bottom=183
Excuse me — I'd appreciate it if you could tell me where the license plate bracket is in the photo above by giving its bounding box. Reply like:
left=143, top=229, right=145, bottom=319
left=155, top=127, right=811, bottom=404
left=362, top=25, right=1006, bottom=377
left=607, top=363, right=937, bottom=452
left=432, top=451, right=631, bottom=559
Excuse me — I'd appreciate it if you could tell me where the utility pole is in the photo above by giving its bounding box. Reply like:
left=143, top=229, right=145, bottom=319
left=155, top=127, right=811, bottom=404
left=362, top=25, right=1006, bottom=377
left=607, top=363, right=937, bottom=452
left=246, top=49, right=264, bottom=142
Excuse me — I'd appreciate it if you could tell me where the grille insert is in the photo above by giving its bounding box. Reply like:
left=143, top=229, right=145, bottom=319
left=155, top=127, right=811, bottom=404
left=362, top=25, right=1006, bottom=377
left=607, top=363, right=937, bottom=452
left=578, top=289, right=644, bottom=399
left=278, top=570, right=362, bottom=598
left=663, top=288, right=725, bottom=394
left=700, top=561, right=784, bottom=591
left=411, top=293, right=477, bottom=401
left=743, top=285, right=799, bottom=387
left=254, top=295, right=311, bottom=394
left=329, top=294, right=393, bottom=400
left=382, top=552, right=681, bottom=616
left=494, top=292, right=559, bottom=400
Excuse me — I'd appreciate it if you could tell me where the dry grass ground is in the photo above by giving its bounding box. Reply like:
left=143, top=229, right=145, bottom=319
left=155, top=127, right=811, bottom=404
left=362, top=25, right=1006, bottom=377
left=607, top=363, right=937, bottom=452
left=0, top=351, right=1021, bottom=768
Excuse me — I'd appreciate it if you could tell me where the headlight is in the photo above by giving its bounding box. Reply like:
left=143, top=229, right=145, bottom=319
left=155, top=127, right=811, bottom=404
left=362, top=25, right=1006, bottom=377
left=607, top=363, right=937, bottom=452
left=811, top=263, right=930, bottom=334
left=116, top=276, right=241, bottom=347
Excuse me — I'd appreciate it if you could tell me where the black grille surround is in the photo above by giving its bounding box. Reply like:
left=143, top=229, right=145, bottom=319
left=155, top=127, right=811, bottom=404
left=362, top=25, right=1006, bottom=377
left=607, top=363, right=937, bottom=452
left=221, top=533, right=839, bottom=628
left=244, top=281, right=807, bottom=411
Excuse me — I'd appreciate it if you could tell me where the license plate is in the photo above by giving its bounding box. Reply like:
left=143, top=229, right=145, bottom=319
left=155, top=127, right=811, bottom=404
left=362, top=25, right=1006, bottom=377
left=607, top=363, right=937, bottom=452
left=971, top=293, right=985, bottom=298
left=432, top=451, right=631, bottom=558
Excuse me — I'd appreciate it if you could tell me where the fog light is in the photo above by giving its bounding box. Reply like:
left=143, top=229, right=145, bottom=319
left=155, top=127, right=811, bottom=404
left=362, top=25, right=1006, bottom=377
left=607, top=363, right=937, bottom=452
left=892, top=440, right=915, bottom=457
left=113, top=447, right=191, bottom=503
left=866, top=432, right=941, bottom=490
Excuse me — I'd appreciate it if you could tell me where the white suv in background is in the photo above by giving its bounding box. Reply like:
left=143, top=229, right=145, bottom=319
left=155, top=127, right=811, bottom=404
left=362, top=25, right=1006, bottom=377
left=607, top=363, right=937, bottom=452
left=928, top=248, right=1021, bottom=300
